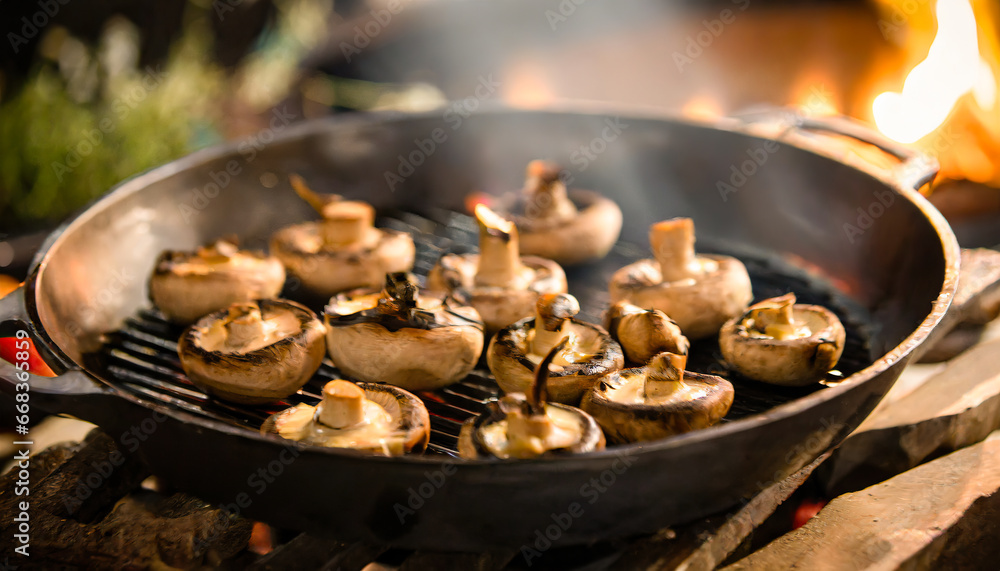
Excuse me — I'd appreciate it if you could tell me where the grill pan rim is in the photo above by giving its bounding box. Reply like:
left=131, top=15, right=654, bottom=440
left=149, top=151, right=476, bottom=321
left=22, top=103, right=959, bottom=466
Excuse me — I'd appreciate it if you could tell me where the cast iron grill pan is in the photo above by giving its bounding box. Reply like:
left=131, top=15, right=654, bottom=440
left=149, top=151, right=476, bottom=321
left=89, top=208, right=874, bottom=456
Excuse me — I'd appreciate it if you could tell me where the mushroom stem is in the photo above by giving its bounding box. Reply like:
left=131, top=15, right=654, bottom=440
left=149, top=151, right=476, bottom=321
left=529, top=336, right=570, bottom=415
left=773, top=293, right=796, bottom=326
left=523, top=160, right=577, bottom=222
left=224, top=304, right=265, bottom=349
left=319, top=202, right=375, bottom=244
left=316, top=380, right=366, bottom=429
left=650, top=218, right=700, bottom=282
left=290, top=174, right=372, bottom=244
left=474, top=204, right=525, bottom=288
left=290, top=174, right=342, bottom=214
left=377, top=272, right=419, bottom=317
left=531, top=293, right=580, bottom=356
left=644, top=352, right=687, bottom=400
left=506, top=337, right=569, bottom=454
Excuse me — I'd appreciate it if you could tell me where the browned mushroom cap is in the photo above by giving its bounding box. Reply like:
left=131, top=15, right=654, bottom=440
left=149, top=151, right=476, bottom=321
left=426, top=204, right=567, bottom=333
left=608, top=218, right=753, bottom=340
left=459, top=338, right=606, bottom=459
left=495, top=160, right=623, bottom=266
left=149, top=239, right=286, bottom=324
left=604, top=301, right=690, bottom=364
left=325, top=273, right=484, bottom=391
left=178, top=299, right=325, bottom=405
left=581, top=352, right=734, bottom=444
left=719, top=293, right=846, bottom=386
left=269, top=175, right=415, bottom=298
left=487, top=293, right=624, bottom=404
left=261, top=379, right=430, bottom=455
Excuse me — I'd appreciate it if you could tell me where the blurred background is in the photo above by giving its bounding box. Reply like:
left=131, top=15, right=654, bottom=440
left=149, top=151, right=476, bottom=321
left=0, top=0, right=998, bottom=287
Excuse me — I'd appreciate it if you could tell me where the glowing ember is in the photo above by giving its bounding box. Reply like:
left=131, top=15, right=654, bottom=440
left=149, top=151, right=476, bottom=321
left=872, top=0, right=996, bottom=144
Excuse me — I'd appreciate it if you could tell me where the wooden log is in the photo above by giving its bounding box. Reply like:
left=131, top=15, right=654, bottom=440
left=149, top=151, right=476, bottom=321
left=722, top=431, right=1000, bottom=570
left=821, top=335, right=1000, bottom=495
left=0, top=429, right=252, bottom=568
left=609, top=453, right=829, bottom=571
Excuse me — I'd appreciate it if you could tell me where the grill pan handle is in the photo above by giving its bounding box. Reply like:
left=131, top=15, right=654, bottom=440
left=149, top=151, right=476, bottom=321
left=1, top=284, right=110, bottom=411
left=734, top=109, right=940, bottom=193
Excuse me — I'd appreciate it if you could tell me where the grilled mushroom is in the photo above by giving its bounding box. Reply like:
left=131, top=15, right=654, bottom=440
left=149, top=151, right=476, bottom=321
left=149, top=239, right=286, bottom=324
left=604, top=301, right=689, bottom=364
left=261, top=379, right=431, bottom=455
left=325, top=272, right=484, bottom=390
left=459, top=338, right=605, bottom=459
left=178, top=299, right=325, bottom=405
left=719, top=293, right=846, bottom=386
left=581, top=352, right=734, bottom=444
left=488, top=293, right=624, bottom=404
left=270, top=175, right=415, bottom=298
left=495, top=160, right=623, bottom=265
left=427, top=204, right=567, bottom=333
left=608, top=218, right=753, bottom=340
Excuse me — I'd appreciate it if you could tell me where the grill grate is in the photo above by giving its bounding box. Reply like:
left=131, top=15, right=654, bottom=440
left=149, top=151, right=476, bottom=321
left=92, top=209, right=874, bottom=456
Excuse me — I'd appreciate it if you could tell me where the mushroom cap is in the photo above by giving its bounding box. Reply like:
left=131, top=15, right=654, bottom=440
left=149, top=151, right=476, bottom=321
left=178, top=299, right=326, bottom=405
left=149, top=245, right=286, bottom=324
left=719, top=301, right=846, bottom=386
left=261, top=382, right=430, bottom=455
left=580, top=367, right=734, bottom=444
left=270, top=222, right=415, bottom=297
left=324, top=285, right=485, bottom=390
left=457, top=399, right=605, bottom=460
left=608, top=255, right=753, bottom=340
left=511, top=190, right=623, bottom=266
left=604, top=301, right=689, bottom=364
left=426, top=253, right=567, bottom=332
left=487, top=317, right=624, bottom=404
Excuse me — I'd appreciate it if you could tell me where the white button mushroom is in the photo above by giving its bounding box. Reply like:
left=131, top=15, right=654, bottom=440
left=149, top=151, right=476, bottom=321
left=580, top=352, right=734, bottom=444
left=603, top=301, right=690, bottom=365
left=261, top=379, right=431, bottom=456
left=427, top=204, right=567, bottom=333
left=270, top=175, right=415, bottom=298
left=719, top=293, right=846, bottom=386
left=487, top=293, right=624, bottom=405
left=459, top=338, right=606, bottom=459
left=608, top=218, right=753, bottom=340
left=149, top=239, right=286, bottom=324
left=177, top=299, right=326, bottom=404
left=325, top=273, right=485, bottom=391
left=494, top=160, right=623, bottom=266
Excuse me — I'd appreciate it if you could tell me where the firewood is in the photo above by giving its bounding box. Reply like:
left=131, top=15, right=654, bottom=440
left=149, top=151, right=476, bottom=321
left=723, top=431, right=1000, bottom=570
left=821, top=336, right=1000, bottom=495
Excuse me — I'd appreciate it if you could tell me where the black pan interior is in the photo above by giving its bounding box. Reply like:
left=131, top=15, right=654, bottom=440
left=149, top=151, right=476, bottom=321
left=88, top=206, right=875, bottom=457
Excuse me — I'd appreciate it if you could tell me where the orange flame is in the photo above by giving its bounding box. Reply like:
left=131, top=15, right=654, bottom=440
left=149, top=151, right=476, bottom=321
left=872, top=0, right=1000, bottom=184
